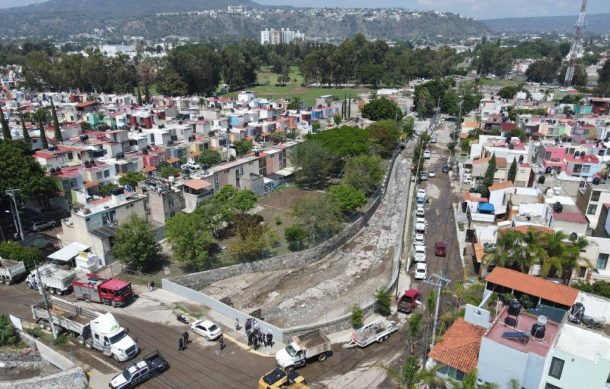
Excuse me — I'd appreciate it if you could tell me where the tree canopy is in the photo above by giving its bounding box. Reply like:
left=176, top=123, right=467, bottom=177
left=292, top=194, right=343, bottom=243
left=362, top=97, right=402, bottom=121
left=112, top=216, right=161, bottom=270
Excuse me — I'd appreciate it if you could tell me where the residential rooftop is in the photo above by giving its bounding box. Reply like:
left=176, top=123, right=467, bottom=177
left=554, top=323, right=610, bottom=362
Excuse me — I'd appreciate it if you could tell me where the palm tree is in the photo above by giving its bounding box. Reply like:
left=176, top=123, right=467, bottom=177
left=482, top=229, right=524, bottom=274
left=561, top=236, right=590, bottom=285
left=377, top=356, right=446, bottom=389
left=406, top=312, right=424, bottom=354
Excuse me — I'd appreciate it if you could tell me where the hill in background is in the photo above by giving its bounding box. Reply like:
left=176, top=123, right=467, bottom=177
left=483, top=13, right=610, bottom=35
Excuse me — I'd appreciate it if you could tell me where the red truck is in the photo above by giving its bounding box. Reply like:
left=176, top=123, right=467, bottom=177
left=72, top=274, right=133, bottom=307
left=397, top=288, right=422, bottom=314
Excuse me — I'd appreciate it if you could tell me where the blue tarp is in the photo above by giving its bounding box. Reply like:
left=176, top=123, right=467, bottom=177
left=478, top=203, right=495, bottom=213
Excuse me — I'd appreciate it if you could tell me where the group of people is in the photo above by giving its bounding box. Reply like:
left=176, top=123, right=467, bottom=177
left=243, top=318, right=273, bottom=350
left=178, top=331, right=189, bottom=351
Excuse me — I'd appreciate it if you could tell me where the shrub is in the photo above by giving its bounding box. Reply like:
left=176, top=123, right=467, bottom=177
left=285, top=225, right=308, bottom=252
left=374, top=287, right=392, bottom=316
left=0, top=314, right=19, bottom=346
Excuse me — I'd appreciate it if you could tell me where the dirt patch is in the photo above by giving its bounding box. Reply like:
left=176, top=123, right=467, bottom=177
left=202, top=155, right=411, bottom=328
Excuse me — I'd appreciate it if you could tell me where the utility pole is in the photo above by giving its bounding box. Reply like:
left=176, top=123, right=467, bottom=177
left=33, top=258, right=58, bottom=339
left=5, top=189, right=24, bottom=241
left=423, top=273, right=451, bottom=345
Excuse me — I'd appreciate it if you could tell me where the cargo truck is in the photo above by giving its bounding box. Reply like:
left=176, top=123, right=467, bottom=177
left=26, top=264, right=77, bottom=295
left=31, top=298, right=139, bottom=362
left=72, top=274, right=133, bottom=307
left=276, top=330, right=331, bottom=371
left=0, top=257, right=27, bottom=284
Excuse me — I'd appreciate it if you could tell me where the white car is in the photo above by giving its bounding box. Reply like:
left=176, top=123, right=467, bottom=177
left=463, top=175, right=472, bottom=185
left=423, top=150, right=431, bottom=159
left=416, top=208, right=425, bottom=217
left=428, top=169, right=436, bottom=178
left=413, top=245, right=426, bottom=262
left=429, top=136, right=437, bottom=144
left=415, top=263, right=428, bottom=280
left=415, top=222, right=426, bottom=233
left=417, top=189, right=426, bottom=197
left=191, top=319, right=222, bottom=340
left=414, top=233, right=425, bottom=246
left=32, top=220, right=57, bottom=231
left=416, top=217, right=426, bottom=225
left=416, top=197, right=426, bottom=206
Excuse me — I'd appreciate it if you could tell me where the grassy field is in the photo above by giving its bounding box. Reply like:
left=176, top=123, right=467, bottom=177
left=257, top=65, right=304, bottom=86
left=226, top=85, right=371, bottom=107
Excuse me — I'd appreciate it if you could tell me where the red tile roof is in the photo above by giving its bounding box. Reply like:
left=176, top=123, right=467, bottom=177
left=488, top=181, right=514, bottom=192
left=184, top=179, right=212, bottom=191
left=553, top=211, right=588, bottom=224
left=563, top=154, right=600, bottom=164
left=486, top=267, right=579, bottom=307
left=428, top=318, right=485, bottom=373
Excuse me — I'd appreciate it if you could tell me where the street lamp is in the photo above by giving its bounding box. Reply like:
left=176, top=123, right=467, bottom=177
left=5, top=190, right=24, bottom=241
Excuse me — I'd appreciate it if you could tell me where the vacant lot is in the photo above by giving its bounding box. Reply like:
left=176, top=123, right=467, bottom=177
left=226, top=85, right=371, bottom=107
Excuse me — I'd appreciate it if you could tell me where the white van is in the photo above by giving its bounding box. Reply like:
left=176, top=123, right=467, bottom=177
left=413, top=245, right=426, bottom=262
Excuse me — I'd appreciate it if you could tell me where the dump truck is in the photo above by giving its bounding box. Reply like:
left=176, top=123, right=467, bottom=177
left=26, top=264, right=77, bottom=295
left=109, top=350, right=168, bottom=389
left=31, top=298, right=139, bottom=362
left=276, top=330, right=331, bottom=371
left=397, top=288, right=422, bottom=314
left=72, top=273, right=133, bottom=307
left=0, top=257, right=27, bottom=284
left=258, top=368, right=309, bottom=389
left=345, top=320, right=398, bottom=348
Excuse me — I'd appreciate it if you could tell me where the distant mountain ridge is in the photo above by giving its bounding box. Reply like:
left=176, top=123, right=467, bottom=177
left=483, top=13, right=610, bottom=35
left=0, top=0, right=489, bottom=42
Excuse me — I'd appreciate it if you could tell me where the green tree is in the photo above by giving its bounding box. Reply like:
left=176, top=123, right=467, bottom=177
left=362, top=97, right=402, bottom=121
left=50, top=100, right=62, bottom=142
left=165, top=212, right=215, bottom=270
left=286, top=97, right=302, bottom=110
left=333, top=114, right=342, bottom=126
left=406, top=312, right=424, bottom=354
left=34, top=108, right=49, bottom=149
left=230, top=214, right=277, bottom=262
left=285, top=225, right=308, bottom=252
left=403, top=116, right=415, bottom=138
left=98, top=182, right=118, bottom=196
left=157, top=69, right=188, bottom=97
left=343, top=155, right=384, bottom=195
left=221, top=44, right=257, bottom=91
left=374, top=287, right=392, bottom=316
left=498, top=85, right=520, bottom=100
left=289, top=140, right=333, bottom=187
left=311, top=121, right=321, bottom=131
left=0, top=241, right=43, bottom=270
left=0, top=314, right=19, bottom=346
left=508, top=159, right=517, bottom=182
left=0, top=105, right=11, bottom=141
left=197, top=149, right=222, bottom=168
left=136, top=85, right=143, bottom=106
left=525, top=59, right=560, bottom=83
left=19, top=113, right=31, bottom=143
left=112, top=216, right=161, bottom=270
left=574, top=280, right=610, bottom=299
left=233, top=140, right=253, bottom=157
left=368, top=119, right=401, bottom=158
left=118, top=171, right=145, bottom=188
left=329, top=185, right=366, bottom=215
left=159, top=164, right=180, bottom=179
left=0, top=140, right=58, bottom=202
left=292, top=194, right=343, bottom=243
left=483, top=153, right=496, bottom=189
left=351, top=305, right=364, bottom=328
left=165, top=43, right=222, bottom=96
left=313, top=125, right=371, bottom=162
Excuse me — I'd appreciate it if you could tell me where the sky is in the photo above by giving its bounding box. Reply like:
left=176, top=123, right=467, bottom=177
left=2, top=0, right=610, bottom=20
left=257, top=0, right=610, bottom=20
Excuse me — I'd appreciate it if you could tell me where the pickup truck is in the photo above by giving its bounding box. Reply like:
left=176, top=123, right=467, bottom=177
left=276, top=330, right=331, bottom=371
left=397, top=288, right=422, bottom=314
left=258, top=368, right=309, bottom=389
left=0, top=257, right=27, bottom=284
left=109, top=351, right=168, bottom=389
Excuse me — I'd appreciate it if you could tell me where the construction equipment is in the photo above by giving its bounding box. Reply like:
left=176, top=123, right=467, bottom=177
left=0, top=257, right=27, bottom=284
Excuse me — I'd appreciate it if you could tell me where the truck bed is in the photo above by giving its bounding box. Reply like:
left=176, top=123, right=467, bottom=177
left=0, top=258, right=26, bottom=278
left=294, top=330, right=330, bottom=349
left=32, top=298, right=99, bottom=333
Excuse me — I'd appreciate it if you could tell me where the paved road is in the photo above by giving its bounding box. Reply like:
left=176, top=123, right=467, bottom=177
left=0, top=282, right=276, bottom=388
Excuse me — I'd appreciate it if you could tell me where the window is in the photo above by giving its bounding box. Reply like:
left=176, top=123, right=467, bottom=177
left=578, top=266, right=587, bottom=278
left=592, top=190, right=601, bottom=202
left=103, top=170, right=110, bottom=178
left=573, top=164, right=582, bottom=174
left=96, top=172, right=103, bottom=180
left=596, top=254, right=609, bottom=270
left=582, top=165, right=591, bottom=174
left=549, top=357, right=564, bottom=379
left=545, top=384, right=562, bottom=389
left=587, top=204, right=598, bottom=215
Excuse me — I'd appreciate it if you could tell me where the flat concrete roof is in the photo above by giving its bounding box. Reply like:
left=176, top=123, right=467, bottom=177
left=554, top=323, right=610, bottom=362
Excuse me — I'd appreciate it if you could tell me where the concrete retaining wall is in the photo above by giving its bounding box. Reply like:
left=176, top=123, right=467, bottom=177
left=162, top=278, right=285, bottom=342
left=0, top=367, right=88, bottom=389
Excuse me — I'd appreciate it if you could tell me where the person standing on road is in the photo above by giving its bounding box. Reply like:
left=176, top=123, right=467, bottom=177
left=262, top=332, right=268, bottom=347
left=235, top=318, right=240, bottom=331
left=267, top=333, right=273, bottom=348
left=219, top=335, right=225, bottom=350
left=182, top=331, right=189, bottom=345
left=178, top=337, right=184, bottom=351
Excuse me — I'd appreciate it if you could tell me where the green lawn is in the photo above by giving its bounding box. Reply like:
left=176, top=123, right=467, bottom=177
left=257, top=65, right=304, bottom=86
left=226, top=85, right=371, bottom=107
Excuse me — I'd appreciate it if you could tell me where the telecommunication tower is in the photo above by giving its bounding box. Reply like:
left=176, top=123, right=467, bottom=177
left=564, top=0, right=587, bottom=86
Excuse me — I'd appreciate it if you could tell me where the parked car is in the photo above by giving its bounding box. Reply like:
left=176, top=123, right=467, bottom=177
left=415, top=263, right=428, bottom=280
left=416, top=217, right=426, bottom=225
left=31, top=220, right=57, bottom=231
left=434, top=242, right=447, bottom=257
left=416, top=197, right=426, bottom=206
left=415, top=222, right=426, bottom=233
left=416, top=208, right=425, bottom=217
left=429, top=136, right=437, bottom=144
left=417, top=189, right=426, bottom=198
left=191, top=319, right=222, bottom=340
left=413, top=234, right=425, bottom=246
left=413, top=245, right=426, bottom=262
left=428, top=169, right=436, bottom=178
left=423, top=150, right=431, bottom=159
left=420, top=172, right=428, bottom=181
left=442, top=164, right=449, bottom=173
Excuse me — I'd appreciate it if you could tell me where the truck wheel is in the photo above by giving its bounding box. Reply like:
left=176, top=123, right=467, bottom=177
left=77, top=335, right=85, bottom=345
left=38, top=321, right=46, bottom=329
left=318, top=352, right=328, bottom=362
left=286, top=365, right=295, bottom=372
left=112, top=300, right=118, bottom=308
left=85, top=339, right=93, bottom=349
left=26, top=282, right=32, bottom=289
left=113, top=353, right=120, bottom=362
left=0, top=277, right=5, bottom=284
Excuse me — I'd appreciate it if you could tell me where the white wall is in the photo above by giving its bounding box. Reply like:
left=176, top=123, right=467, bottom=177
left=541, top=348, right=610, bottom=389
left=574, top=291, right=610, bottom=322
left=478, top=337, right=544, bottom=389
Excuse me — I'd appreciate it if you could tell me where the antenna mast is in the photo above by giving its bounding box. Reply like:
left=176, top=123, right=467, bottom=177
left=564, top=0, right=587, bottom=86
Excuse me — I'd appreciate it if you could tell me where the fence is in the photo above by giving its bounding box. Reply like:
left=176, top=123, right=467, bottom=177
left=165, top=148, right=405, bottom=337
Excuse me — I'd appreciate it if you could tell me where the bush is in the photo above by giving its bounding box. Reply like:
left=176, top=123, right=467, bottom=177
left=285, top=225, right=308, bottom=252
left=374, top=287, right=392, bottom=316
left=0, top=314, right=19, bottom=346
left=52, top=334, right=68, bottom=346
left=274, top=216, right=282, bottom=225
left=352, top=305, right=364, bottom=328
